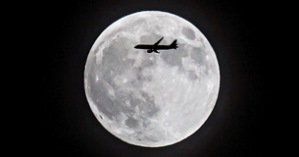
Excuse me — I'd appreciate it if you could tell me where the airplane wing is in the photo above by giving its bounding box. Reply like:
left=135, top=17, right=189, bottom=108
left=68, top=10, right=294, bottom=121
left=153, top=37, right=164, bottom=46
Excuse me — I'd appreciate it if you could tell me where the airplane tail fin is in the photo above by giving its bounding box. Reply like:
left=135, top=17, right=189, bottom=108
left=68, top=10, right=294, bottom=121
left=170, top=39, right=178, bottom=49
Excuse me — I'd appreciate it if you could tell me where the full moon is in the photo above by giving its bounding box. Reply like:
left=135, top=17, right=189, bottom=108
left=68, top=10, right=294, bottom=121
left=84, top=11, right=220, bottom=147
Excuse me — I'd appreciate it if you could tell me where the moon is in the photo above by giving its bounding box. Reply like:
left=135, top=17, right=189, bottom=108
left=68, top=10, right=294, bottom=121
left=84, top=11, right=220, bottom=147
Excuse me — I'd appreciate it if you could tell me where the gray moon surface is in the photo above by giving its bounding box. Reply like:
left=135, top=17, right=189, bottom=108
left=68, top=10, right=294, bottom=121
left=84, top=11, right=220, bottom=147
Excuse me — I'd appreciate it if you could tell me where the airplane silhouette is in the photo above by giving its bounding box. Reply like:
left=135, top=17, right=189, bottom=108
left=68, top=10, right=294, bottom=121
left=134, top=37, right=178, bottom=54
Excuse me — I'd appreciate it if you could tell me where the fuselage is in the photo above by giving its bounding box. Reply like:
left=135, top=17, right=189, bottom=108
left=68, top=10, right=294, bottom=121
left=134, top=45, right=175, bottom=50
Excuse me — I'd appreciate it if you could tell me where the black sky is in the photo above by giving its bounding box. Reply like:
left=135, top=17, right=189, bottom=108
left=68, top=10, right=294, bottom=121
left=34, top=0, right=275, bottom=156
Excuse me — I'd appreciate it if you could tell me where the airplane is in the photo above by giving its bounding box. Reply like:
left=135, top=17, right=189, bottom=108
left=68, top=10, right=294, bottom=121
left=134, top=37, right=178, bottom=54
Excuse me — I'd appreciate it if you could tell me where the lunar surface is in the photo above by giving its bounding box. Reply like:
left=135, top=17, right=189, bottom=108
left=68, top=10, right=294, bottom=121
left=84, top=11, right=220, bottom=147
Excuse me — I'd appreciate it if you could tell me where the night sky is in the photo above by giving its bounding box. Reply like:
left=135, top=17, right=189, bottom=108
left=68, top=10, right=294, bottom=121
left=35, top=0, right=275, bottom=156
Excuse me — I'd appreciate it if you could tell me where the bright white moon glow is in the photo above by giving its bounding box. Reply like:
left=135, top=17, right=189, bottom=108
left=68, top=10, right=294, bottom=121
left=84, top=11, right=220, bottom=147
